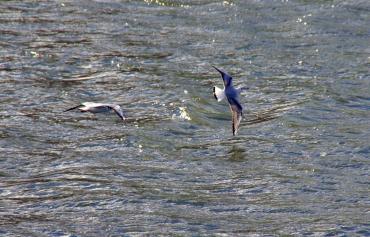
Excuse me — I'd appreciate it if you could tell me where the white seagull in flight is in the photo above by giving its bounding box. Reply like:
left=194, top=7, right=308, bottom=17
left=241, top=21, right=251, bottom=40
left=64, top=102, right=125, bottom=121
left=213, top=66, right=246, bottom=136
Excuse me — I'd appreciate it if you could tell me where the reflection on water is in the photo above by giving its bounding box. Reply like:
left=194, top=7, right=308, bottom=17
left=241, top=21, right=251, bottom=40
left=245, top=101, right=300, bottom=125
left=1, top=0, right=369, bottom=236
left=228, top=145, right=246, bottom=161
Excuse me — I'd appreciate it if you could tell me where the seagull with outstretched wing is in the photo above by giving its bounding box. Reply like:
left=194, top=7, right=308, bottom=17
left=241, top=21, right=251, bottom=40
left=213, top=66, right=245, bottom=135
left=64, top=102, right=125, bottom=121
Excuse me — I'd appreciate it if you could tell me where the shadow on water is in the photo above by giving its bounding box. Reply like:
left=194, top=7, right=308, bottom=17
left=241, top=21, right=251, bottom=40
left=245, top=101, right=301, bottom=126
left=227, top=145, right=246, bottom=161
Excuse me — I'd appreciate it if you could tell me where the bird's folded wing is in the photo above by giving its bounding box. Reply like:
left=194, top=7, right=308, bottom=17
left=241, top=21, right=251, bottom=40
left=228, top=97, right=243, bottom=136
left=109, top=105, right=126, bottom=120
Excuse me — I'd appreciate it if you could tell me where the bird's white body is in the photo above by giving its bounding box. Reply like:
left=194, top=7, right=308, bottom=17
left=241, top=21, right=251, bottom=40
left=213, top=86, right=226, bottom=102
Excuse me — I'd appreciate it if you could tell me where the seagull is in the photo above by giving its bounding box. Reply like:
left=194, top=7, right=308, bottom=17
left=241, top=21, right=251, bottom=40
left=64, top=102, right=125, bottom=121
left=213, top=66, right=245, bottom=136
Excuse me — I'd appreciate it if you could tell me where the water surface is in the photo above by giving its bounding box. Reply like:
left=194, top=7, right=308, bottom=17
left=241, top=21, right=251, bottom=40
left=0, top=0, right=369, bottom=236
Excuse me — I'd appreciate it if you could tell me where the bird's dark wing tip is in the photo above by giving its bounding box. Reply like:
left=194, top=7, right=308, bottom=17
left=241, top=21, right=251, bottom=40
left=63, top=105, right=81, bottom=112
left=212, top=65, right=222, bottom=74
left=111, top=106, right=126, bottom=121
left=213, top=87, right=218, bottom=100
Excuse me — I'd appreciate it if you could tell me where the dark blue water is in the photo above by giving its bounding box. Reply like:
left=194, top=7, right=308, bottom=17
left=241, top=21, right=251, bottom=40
left=0, top=0, right=369, bottom=236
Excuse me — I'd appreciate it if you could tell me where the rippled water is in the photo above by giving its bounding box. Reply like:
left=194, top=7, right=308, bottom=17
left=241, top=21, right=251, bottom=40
left=1, top=0, right=369, bottom=236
